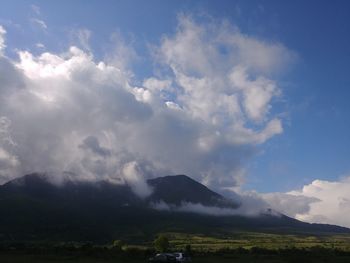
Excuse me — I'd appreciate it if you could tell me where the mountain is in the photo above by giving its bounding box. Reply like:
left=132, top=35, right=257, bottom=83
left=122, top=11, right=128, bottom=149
left=147, top=175, right=239, bottom=208
left=0, top=173, right=238, bottom=209
left=0, top=174, right=348, bottom=243
left=0, top=173, right=141, bottom=206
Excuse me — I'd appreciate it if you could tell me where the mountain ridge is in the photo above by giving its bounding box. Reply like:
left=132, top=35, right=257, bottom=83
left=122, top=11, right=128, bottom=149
left=0, top=173, right=349, bottom=242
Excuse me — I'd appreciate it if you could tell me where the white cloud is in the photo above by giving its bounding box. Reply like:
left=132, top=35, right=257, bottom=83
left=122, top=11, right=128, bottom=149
left=70, top=28, right=92, bottom=52
left=262, top=177, right=350, bottom=228
left=151, top=200, right=274, bottom=217
left=153, top=15, right=292, bottom=151
left=105, top=31, right=139, bottom=71
left=0, top=147, right=19, bottom=168
left=143, top=78, right=172, bottom=92
left=0, top=26, right=6, bottom=55
left=31, top=18, right=47, bottom=30
left=229, top=66, right=280, bottom=122
left=122, top=161, right=152, bottom=198
left=0, top=17, right=293, bottom=199
left=151, top=201, right=242, bottom=216
left=261, top=192, right=319, bottom=218
left=36, top=43, right=45, bottom=49
left=31, top=5, right=41, bottom=15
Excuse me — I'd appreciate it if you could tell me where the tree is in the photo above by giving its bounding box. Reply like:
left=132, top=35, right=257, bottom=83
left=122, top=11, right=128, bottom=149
left=185, top=244, right=192, bottom=256
left=112, top=240, right=125, bottom=250
left=154, top=234, right=170, bottom=252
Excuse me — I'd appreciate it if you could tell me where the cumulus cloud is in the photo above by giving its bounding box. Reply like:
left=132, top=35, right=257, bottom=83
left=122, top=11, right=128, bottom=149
left=262, top=177, right=350, bottom=228
left=0, top=16, right=292, bottom=198
left=261, top=192, right=319, bottom=218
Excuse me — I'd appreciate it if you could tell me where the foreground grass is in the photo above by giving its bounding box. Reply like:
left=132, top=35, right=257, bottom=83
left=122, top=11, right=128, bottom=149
left=2, top=253, right=350, bottom=263
left=167, top=231, right=350, bottom=251
left=0, top=254, right=124, bottom=263
left=2, top=231, right=350, bottom=262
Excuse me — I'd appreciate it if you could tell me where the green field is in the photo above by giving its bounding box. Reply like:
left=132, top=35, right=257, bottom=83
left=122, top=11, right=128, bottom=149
left=167, top=231, right=350, bottom=251
left=2, top=232, right=350, bottom=262
left=2, top=253, right=350, bottom=263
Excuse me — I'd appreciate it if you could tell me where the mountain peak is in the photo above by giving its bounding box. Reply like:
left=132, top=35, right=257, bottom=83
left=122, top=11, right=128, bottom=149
left=2, top=173, right=240, bottom=209
left=5, top=173, right=48, bottom=186
left=147, top=174, right=238, bottom=208
left=149, top=174, right=201, bottom=185
left=0, top=173, right=349, bottom=243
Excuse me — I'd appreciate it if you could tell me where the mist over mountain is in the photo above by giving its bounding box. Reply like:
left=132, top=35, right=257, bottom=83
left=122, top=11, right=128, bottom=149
left=0, top=173, right=239, bottom=211
left=0, top=173, right=348, bottom=243
left=147, top=175, right=239, bottom=208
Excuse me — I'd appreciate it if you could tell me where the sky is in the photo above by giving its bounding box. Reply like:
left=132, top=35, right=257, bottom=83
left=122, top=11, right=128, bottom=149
left=0, top=0, right=350, bottom=227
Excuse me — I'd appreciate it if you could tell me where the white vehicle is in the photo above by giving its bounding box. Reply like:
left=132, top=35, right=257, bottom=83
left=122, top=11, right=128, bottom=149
left=173, top=252, right=191, bottom=262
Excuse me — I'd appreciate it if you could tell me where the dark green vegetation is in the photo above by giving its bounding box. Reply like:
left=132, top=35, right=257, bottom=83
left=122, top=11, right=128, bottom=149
left=2, top=253, right=350, bottom=263
left=0, top=174, right=348, bottom=243
left=154, top=234, right=170, bottom=252
left=1, top=174, right=350, bottom=261
left=2, top=235, right=350, bottom=263
left=168, top=232, right=350, bottom=251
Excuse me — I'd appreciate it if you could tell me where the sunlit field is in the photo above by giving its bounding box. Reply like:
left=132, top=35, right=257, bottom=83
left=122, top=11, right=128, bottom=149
left=168, top=232, right=350, bottom=251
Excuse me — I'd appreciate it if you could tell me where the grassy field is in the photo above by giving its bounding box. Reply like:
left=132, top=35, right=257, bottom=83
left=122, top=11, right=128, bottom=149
left=166, top=231, right=350, bottom=251
left=1, top=232, right=350, bottom=262
left=0, top=254, right=122, bottom=263
left=2, top=253, right=350, bottom=263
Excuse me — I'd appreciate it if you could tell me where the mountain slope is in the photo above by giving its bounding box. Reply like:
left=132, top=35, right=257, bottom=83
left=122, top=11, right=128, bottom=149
left=147, top=175, right=239, bottom=208
left=0, top=174, right=348, bottom=242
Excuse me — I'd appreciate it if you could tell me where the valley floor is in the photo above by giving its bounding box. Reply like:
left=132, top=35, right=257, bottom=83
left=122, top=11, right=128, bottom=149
left=2, top=253, right=350, bottom=263
left=168, top=231, right=350, bottom=251
left=2, top=232, right=350, bottom=263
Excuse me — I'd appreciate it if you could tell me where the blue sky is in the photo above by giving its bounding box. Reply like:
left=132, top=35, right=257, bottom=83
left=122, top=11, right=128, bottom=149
left=1, top=1, right=350, bottom=226
left=1, top=0, right=349, bottom=190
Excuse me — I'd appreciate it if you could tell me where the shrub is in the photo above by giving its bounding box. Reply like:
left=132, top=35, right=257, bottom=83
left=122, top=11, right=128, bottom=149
left=154, top=234, right=170, bottom=252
